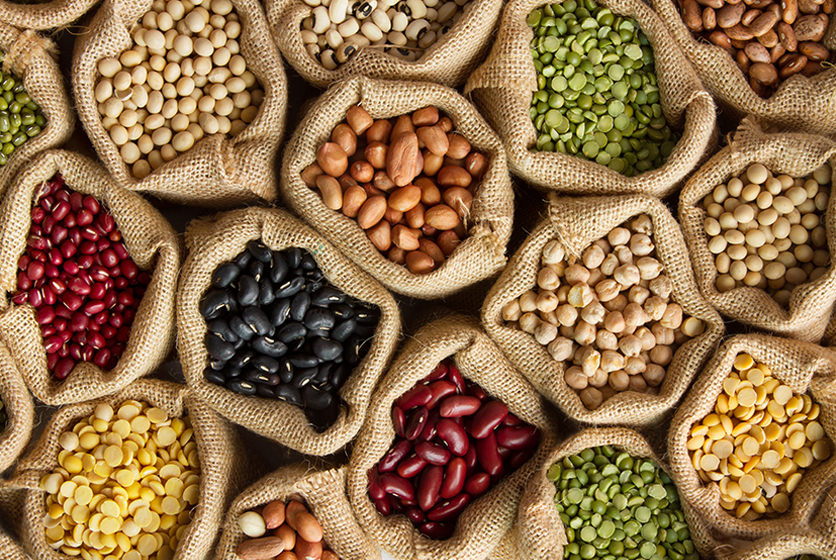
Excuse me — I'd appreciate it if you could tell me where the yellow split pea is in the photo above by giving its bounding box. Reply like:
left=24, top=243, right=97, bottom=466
left=688, top=354, right=832, bottom=520
left=41, top=401, right=201, bottom=560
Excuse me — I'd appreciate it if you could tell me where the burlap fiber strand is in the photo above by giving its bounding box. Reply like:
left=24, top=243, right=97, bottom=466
left=0, top=0, right=97, bottom=31
left=0, top=342, right=34, bottom=474
left=482, top=193, right=724, bottom=427
left=265, top=0, right=502, bottom=89
left=71, top=0, right=287, bottom=207
left=215, top=463, right=381, bottom=560
left=515, top=427, right=714, bottom=560
left=0, top=150, right=181, bottom=406
left=0, top=25, right=73, bottom=199
left=678, top=119, right=836, bottom=343
left=463, top=0, right=717, bottom=198
left=667, top=334, right=836, bottom=542
left=10, top=379, right=251, bottom=560
left=0, top=528, right=28, bottom=560
left=346, top=313, right=558, bottom=560
left=281, top=76, right=513, bottom=300
left=650, top=0, right=836, bottom=134
left=177, top=206, right=401, bottom=456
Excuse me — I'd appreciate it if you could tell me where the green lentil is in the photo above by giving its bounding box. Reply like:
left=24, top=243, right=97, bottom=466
left=527, top=0, right=679, bottom=176
left=552, top=446, right=698, bottom=560
left=0, top=51, right=45, bottom=166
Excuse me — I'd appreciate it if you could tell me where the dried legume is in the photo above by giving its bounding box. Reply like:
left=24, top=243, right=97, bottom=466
left=0, top=53, right=46, bottom=167
left=502, top=213, right=705, bottom=410
left=688, top=354, right=832, bottom=520
left=200, top=241, right=380, bottom=431
left=12, top=174, right=151, bottom=380
left=40, top=400, right=201, bottom=560
left=235, top=499, right=339, bottom=560
left=701, top=163, right=831, bottom=308
left=527, top=0, right=679, bottom=176
left=549, top=446, right=698, bottom=560
left=369, top=358, right=541, bottom=539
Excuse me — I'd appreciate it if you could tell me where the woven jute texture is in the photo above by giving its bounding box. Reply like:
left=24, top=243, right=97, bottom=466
left=0, top=527, right=29, bottom=560
left=0, top=0, right=97, bottom=31
left=11, top=379, right=251, bottom=560
left=177, top=206, right=401, bottom=456
left=516, top=427, right=714, bottom=560
left=650, top=0, right=836, bottom=134
left=0, top=25, right=73, bottom=200
left=215, top=463, right=381, bottom=560
left=0, top=342, right=34, bottom=474
left=346, top=313, right=558, bottom=560
left=72, top=0, right=287, bottom=207
left=281, top=76, right=514, bottom=300
left=482, top=193, right=724, bottom=427
left=678, top=120, right=836, bottom=343
left=266, top=0, right=502, bottom=89
left=0, top=150, right=181, bottom=406
left=463, top=0, right=717, bottom=198
left=667, top=334, right=836, bottom=542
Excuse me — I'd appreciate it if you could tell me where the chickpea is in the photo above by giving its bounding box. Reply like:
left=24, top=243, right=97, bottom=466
left=536, top=290, right=559, bottom=313
left=548, top=337, right=575, bottom=361
left=502, top=299, right=522, bottom=322
left=556, top=303, right=579, bottom=327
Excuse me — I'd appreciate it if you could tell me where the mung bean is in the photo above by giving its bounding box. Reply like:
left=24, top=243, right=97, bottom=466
left=0, top=52, right=45, bottom=166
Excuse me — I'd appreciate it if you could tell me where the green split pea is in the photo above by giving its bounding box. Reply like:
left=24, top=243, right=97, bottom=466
left=548, top=445, right=699, bottom=560
left=527, top=0, right=679, bottom=177
left=0, top=51, right=46, bottom=168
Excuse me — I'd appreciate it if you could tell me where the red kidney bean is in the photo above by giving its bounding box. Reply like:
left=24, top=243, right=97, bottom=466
left=439, top=395, right=481, bottom=418
left=396, top=455, right=428, bottom=479
left=425, top=380, right=457, bottom=409
left=418, top=409, right=439, bottom=441
left=497, top=445, right=513, bottom=460
left=470, top=400, right=509, bottom=439
left=404, top=406, right=429, bottom=441
left=463, top=444, right=478, bottom=473
left=503, top=413, right=523, bottom=427
left=440, top=458, right=466, bottom=499
left=379, top=473, right=415, bottom=500
left=419, top=522, right=453, bottom=540
left=372, top=496, right=391, bottom=516
left=369, top=468, right=386, bottom=500
left=427, top=493, right=471, bottom=523
left=423, top=362, right=448, bottom=382
left=496, top=426, right=540, bottom=450
left=436, top=419, right=469, bottom=456
left=392, top=405, right=406, bottom=438
left=415, top=441, right=451, bottom=466
left=509, top=450, right=531, bottom=470
left=417, top=465, right=443, bottom=511
left=463, top=472, right=490, bottom=497
left=395, top=384, right=433, bottom=411
left=380, top=440, right=413, bottom=473
left=406, top=507, right=426, bottom=524
left=475, top=433, right=503, bottom=477
left=447, top=364, right=465, bottom=393
left=468, top=384, right=489, bottom=402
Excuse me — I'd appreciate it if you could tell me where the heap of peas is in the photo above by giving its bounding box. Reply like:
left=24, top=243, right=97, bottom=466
left=0, top=52, right=45, bottom=167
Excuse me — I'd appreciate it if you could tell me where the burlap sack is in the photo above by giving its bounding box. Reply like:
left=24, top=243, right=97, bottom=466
left=678, top=120, right=836, bottom=343
left=463, top=0, right=717, bottom=198
left=667, top=334, right=836, bottom=542
left=0, top=528, right=29, bottom=560
left=281, top=76, right=513, bottom=300
left=0, top=342, right=34, bottom=474
left=516, top=427, right=714, bottom=560
left=0, top=149, right=181, bottom=406
left=177, top=206, right=401, bottom=456
left=346, top=313, right=558, bottom=560
left=72, top=0, right=287, bottom=207
left=266, top=0, right=502, bottom=89
left=651, top=0, right=836, bottom=134
left=0, top=25, right=73, bottom=199
left=482, top=193, right=724, bottom=427
left=0, top=0, right=97, bottom=31
left=215, top=463, right=381, bottom=560
left=10, top=379, right=250, bottom=560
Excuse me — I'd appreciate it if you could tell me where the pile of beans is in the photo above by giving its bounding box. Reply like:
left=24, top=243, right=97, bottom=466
left=200, top=241, right=380, bottom=430
left=687, top=353, right=832, bottom=520
left=369, top=358, right=541, bottom=539
left=0, top=57, right=46, bottom=167
left=527, top=0, right=679, bottom=176
left=40, top=401, right=201, bottom=560
left=94, top=0, right=264, bottom=179
left=235, top=499, right=339, bottom=560
left=300, top=0, right=469, bottom=68
left=678, top=0, right=835, bottom=98
left=304, top=105, right=487, bottom=275
left=549, top=446, right=699, bottom=560
left=12, top=174, right=150, bottom=380
left=502, top=214, right=706, bottom=410
left=700, top=162, right=831, bottom=307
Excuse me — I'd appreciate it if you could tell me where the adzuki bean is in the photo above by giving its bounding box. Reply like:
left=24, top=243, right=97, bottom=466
left=369, top=358, right=541, bottom=539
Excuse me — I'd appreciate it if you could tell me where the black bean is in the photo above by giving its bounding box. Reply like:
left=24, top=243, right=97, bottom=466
left=290, top=291, right=311, bottom=322
left=331, top=319, right=356, bottom=342
left=330, top=364, right=350, bottom=388
left=199, top=288, right=231, bottom=319
left=204, top=368, right=225, bottom=385
left=277, top=322, right=306, bottom=343
left=229, top=315, right=256, bottom=341
left=230, top=350, right=254, bottom=369
left=251, top=355, right=279, bottom=374
left=301, top=253, right=318, bottom=271
left=251, top=336, right=288, bottom=358
left=245, top=369, right=280, bottom=386
left=292, top=367, right=318, bottom=388
left=304, top=307, right=336, bottom=331
left=307, top=405, right=339, bottom=432
left=305, top=268, right=325, bottom=282
left=286, top=247, right=302, bottom=269
left=311, top=287, right=345, bottom=306
left=270, top=252, right=288, bottom=284
left=356, top=307, right=380, bottom=324
left=222, top=365, right=243, bottom=378
left=207, top=319, right=236, bottom=343
left=345, top=335, right=362, bottom=365
left=279, top=358, right=294, bottom=384
left=212, top=263, right=240, bottom=288
left=332, top=303, right=354, bottom=319
left=247, top=240, right=273, bottom=263
left=205, top=333, right=235, bottom=361
left=313, top=363, right=332, bottom=385
left=242, top=306, right=271, bottom=336
left=256, top=384, right=277, bottom=398
left=266, top=298, right=291, bottom=327
left=234, top=250, right=252, bottom=269
left=319, top=381, right=335, bottom=393
left=306, top=328, right=331, bottom=340
left=289, top=354, right=318, bottom=368
left=232, top=338, right=246, bottom=351
left=275, top=276, right=305, bottom=298
left=238, top=275, right=259, bottom=306
left=227, top=379, right=257, bottom=396
left=288, top=338, right=306, bottom=352
left=277, top=384, right=302, bottom=405
left=313, top=338, right=342, bottom=362
left=303, top=385, right=334, bottom=411
left=208, top=357, right=226, bottom=371
left=250, top=260, right=266, bottom=283
left=305, top=280, right=324, bottom=293
left=355, top=324, right=377, bottom=339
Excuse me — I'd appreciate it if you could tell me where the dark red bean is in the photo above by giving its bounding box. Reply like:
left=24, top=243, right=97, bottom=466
left=93, top=348, right=111, bottom=368
left=503, top=413, right=523, bottom=427
left=406, top=507, right=426, bottom=524
left=17, top=272, right=32, bottom=291
left=368, top=468, right=386, bottom=500
left=509, top=450, right=533, bottom=470
left=31, top=207, right=45, bottom=223
left=423, top=362, right=448, bottom=383
left=83, top=195, right=100, bottom=214
left=380, top=440, right=412, bottom=473
left=496, top=426, right=540, bottom=450
left=464, top=473, right=490, bottom=497
left=54, top=358, right=74, bottom=380
left=52, top=201, right=70, bottom=221
left=379, top=473, right=415, bottom=500
left=419, top=522, right=453, bottom=540
left=427, top=493, right=471, bottom=523
left=62, top=292, right=83, bottom=311
left=447, top=364, right=465, bottom=394
left=396, top=455, right=428, bottom=479
left=28, top=289, right=43, bottom=308
left=36, top=307, right=55, bottom=324
left=392, top=405, right=406, bottom=437
left=27, top=261, right=44, bottom=280
left=77, top=209, right=93, bottom=226
left=102, top=249, right=119, bottom=268
left=436, top=419, right=469, bottom=456
left=415, top=441, right=451, bottom=466
left=470, top=400, right=508, bottom=439
left=425, top=380, right=457, bottom=409
left=440, top=457, right=467, bottom=499
left=468, top=384, right=489, bottom=402
left=417, top=465, right=443, bottom=511
left=396, top=385, right=433, bottom=411
left=404, top=406, right=429, bottom=441
left=463, top=444, right=478, bottom=474
left=475, top=432, right=503, bottom=477
left=44, top=335, right=63, bottom=354
left=373, top=496, right=391, bottom=516
left=70, top=313, right=89, bottom=332
left=418, top=409, right=439, bottom=441
left=497, top=445, right=513, bottom=460
left=43, top=287, right=57, bottom=306
left=439, top=395, right=481, bottom=418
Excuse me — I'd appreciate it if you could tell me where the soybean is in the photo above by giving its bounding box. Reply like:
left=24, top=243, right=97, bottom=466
left=549, top=446, right=698, bottom=560
left=0, top=54, right=46, bottom=167
left=527, top=0, right=680, bottom=176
